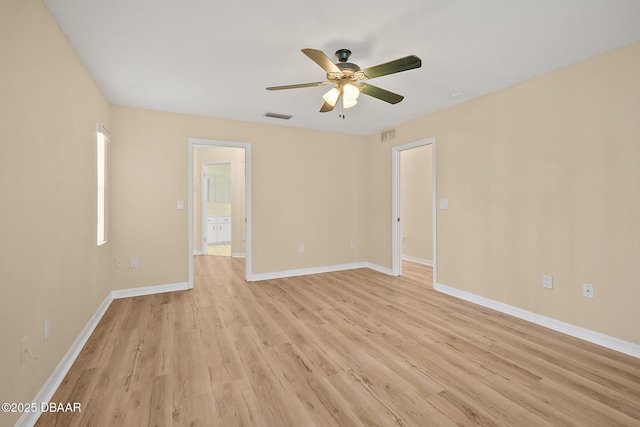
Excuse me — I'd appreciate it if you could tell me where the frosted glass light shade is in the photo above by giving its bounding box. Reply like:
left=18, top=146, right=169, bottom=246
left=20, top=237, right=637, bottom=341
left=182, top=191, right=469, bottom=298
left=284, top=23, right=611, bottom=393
left=342, top=83, right=360, bottom=109
left=322, top=87, right=340, bottom=106
left=343, top=83, right=360, bottom=100
left=342, top=97, right=358, bottom=109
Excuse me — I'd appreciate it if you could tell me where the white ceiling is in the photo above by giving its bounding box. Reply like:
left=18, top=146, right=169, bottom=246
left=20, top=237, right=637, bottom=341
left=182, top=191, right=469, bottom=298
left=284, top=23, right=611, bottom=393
left=42, top=0, right=640, bottom=136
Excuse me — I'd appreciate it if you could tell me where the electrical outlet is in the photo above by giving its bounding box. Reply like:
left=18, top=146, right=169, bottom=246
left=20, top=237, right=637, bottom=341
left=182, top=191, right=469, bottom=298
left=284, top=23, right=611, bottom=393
left=583, top=283, right=594, bottom=299
left=298, top=244, right=304, bottom=253
left=439, top=199, right=449, bottom=209
left=130, top=257, right=138, bottom=268
left=350, top=241, right=356, bottom=249
left=542, top=275, right=553, bottom=289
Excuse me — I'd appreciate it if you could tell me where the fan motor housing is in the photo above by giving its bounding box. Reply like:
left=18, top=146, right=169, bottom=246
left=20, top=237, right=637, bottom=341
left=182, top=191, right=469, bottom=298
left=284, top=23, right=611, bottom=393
left=337, top=62, right=360, bottom=73
left=327, top=62, right=361, bottom=81
left=328, top=49, right=361, bottom=78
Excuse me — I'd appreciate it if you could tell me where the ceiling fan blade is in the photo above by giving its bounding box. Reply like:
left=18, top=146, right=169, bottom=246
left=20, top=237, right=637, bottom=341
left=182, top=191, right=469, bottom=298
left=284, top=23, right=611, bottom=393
left=320, top=100, right=336, bottom=113
left=359, top=83, right=405, bottom=104
left=302, top=48, right=342, bottom=75
left=357, top=55, right=421, bottom=80
left=267, top=81, right=329, bottom=90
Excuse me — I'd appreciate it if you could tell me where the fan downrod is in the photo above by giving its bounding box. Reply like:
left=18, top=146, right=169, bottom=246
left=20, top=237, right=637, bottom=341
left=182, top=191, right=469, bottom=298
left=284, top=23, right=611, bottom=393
left=335, top=49, right=352, bottom=63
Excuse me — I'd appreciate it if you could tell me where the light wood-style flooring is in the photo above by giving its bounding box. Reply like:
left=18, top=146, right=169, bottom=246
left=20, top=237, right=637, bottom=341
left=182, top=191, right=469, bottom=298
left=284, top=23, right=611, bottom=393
left=208, top=244, right=231, bottom=256
left=37, top=256, right=640, bottom=426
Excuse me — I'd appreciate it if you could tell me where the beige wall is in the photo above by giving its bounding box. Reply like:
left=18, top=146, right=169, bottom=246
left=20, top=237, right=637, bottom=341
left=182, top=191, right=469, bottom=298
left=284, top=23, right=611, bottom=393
left=401, top=145, right=433, bottom=262
left=194, top=147, right=246, bottom=254
left=110, top=106, right=368, bottom=286
left=367, top=42, right=640, bottom=344
left=0, top=0, right=111, bottom=424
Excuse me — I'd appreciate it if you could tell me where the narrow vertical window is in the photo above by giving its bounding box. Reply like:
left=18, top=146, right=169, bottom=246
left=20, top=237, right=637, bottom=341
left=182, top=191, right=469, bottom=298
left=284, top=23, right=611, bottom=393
left=97, top=124, right=110, bottom=246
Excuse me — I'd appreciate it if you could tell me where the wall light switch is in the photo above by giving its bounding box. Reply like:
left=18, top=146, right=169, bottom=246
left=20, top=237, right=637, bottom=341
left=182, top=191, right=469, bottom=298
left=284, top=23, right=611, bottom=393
left=542, top=275, right=553, bottom=289
left=439, top=199, right=449, bottom=209
left=177, top=200, right=185, bottom=210
left=298, top=244, right=304, bottom=253
left=130, top=257, right=138, bottom=268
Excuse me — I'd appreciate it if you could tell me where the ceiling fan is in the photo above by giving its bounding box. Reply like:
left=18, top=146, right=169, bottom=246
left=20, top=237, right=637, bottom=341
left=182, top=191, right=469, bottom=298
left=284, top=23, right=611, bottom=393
left=267, top=48, right=422, bottom=113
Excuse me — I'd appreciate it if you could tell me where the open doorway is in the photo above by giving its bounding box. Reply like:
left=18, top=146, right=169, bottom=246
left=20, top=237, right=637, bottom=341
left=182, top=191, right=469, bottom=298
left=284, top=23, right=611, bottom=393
left=391, top=137, right=436, bottom=284
left=188, top=139, right=252, bottom=287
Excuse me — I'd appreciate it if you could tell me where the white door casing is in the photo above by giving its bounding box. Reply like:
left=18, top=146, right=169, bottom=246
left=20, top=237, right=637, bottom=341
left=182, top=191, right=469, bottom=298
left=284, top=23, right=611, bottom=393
left=391, top=137, right=436, bottom=285
left=188, top=139, right=252, bottom=286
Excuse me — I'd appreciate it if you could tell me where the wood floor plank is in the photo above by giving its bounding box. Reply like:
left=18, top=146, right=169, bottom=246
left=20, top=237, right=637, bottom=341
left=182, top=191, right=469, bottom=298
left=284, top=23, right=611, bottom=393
left=197, top=306, right=245, bottom=385
left=148, top=374, right=171, bottom=427
left=36, top=256, right=640, bottom=427
left=263, top=342, right=345, bottom=427
left=230, top=325, right=311, bottom=426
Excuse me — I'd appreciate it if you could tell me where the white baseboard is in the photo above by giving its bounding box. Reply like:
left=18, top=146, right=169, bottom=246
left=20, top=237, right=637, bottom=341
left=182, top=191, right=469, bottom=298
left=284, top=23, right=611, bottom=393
left=401, top=255, right=433, bottom=266
left=112, top=282, right=189, bottom=299
left=249, top=262, right=371, bottom=281
left=17, top=281, right=190, bottom=427
left=194, top=251, right=244, bottom=258
left=15, top=293, right=113, bottom=427
left=365, top=262, right=394, bottom=276
left=434, top=282, right=640, bottom=359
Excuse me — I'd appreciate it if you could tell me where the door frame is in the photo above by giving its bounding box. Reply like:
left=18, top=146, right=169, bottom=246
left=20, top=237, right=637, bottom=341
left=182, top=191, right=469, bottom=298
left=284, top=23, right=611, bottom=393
left=201, top=161, right=233, bottom=255
left=391, top=137, right=437, bottom=284
left=188, top=138, right=252, bottom=287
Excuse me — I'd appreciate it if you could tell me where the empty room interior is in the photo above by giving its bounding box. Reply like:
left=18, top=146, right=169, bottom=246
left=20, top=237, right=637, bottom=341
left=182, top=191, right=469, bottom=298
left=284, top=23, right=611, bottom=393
left=2, top=0, right=640, bottom=426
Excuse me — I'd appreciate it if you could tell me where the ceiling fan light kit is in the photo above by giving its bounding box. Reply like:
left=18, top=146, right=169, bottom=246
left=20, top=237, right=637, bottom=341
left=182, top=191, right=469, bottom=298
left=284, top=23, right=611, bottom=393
left=322, top=87, right=340, bottom=106
left=267, top=48, right=422, bottom=115
left=342, top=96, right=358, bottom=109
left=322, top=83, right=360, bottom=110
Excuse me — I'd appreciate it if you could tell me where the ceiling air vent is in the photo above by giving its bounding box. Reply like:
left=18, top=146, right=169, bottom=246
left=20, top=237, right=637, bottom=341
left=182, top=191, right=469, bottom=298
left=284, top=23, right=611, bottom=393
left=264, top=112, right=293, bottom=120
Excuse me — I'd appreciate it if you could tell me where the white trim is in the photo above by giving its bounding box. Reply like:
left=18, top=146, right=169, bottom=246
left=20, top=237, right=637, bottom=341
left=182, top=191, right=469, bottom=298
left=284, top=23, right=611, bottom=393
left=365, top=262, right=394, bottom=276
left=392, top=147, right=400, bottom=276
left=391, top=137, right=436, bottom=281
left=250, top=262, right=368, bottom=281
left=189, top=139, right=252, bottom=287
left=434, top=282, right=640, bottom=359
left=432, top=141, right=438, bottom=286
left=248, top=262, right=390, bottom=282
left=15, top=294, right=113, bottom=427
left=194, top=251, right=244, bottom=257
left=96, top=123, right=111, bottom=139
left=112, top=282, right=189, bottom=299
left=201, top=162, right=208, bottom=254
left=402, top=255, right=433, bottom=266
